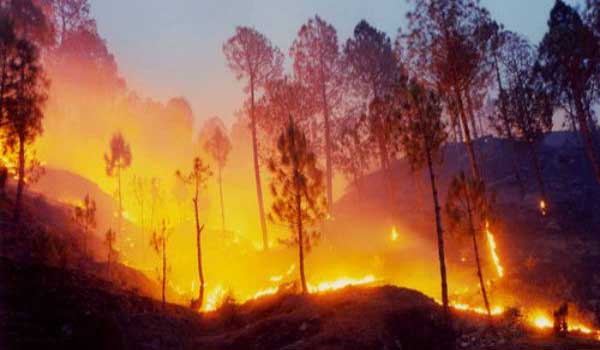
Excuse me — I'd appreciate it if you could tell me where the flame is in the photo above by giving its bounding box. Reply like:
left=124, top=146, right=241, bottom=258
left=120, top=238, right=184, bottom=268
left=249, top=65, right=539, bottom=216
left=530, top=311, right=553, bottom=329
left=485, top=221, right=504, bottom=278
left=308, top=275, right=376, bottom=293
left=449, top=302, right=504, bottom=316
left=204, top=284, right=227, bottom=312
left=390, top=226, right=399, bottom=242
left=247, top=286, right=279, bottom=300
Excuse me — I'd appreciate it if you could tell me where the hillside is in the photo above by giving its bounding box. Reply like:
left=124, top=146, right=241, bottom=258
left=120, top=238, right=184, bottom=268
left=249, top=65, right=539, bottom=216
left=332, top=131, right=600, bottom=331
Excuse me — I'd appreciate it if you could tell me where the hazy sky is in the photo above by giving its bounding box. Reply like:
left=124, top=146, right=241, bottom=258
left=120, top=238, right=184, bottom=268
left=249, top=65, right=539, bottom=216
left=88, top=0, right=582, bottom=128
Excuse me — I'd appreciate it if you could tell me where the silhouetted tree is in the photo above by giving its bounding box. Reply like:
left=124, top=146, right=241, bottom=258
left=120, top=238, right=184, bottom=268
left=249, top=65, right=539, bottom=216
left=445, top=171, right=492, bottom=317
left=104, top=227, right=115, bottom=278
left=176, top=157, right=211, bottom=310
left=537, top=0, right=600, bottom=184
left=333, top=113, right=372, bottom=198
left=104, top=132, right=131, bottom=237
left=255, top=76, right=316, bottom=158
left=290, top=15, right=343, bottom=216
left=0, top=0, right=53, bottom=46
left=344, top=20, right=401, bottom=196
left=73, top=193, right=96, bottom=255
left=131, top=175, right=147, bottom=238
left=148, top=177, right=162, bottom=231
left=398, top=80, right=450, bottom=321
left=150, top=220, right=170, bottom=308
left=204, top=123, right=231, bottom=234
left=497, top=35, right=553, bottom=207
left=223, top=26, right=283, bottom=250
left=586, top=0, right=600, bottom=36
left=51, top=0, right=94, bottom=45
left=5, top=38, right=47, bottom=222
left=0, top=14, right=16, bottom=127
left=489, top=29, right=526, bottom=195
left=268, top=118, right=327, bottom=294
left=405, top=0, right=496, bottom=180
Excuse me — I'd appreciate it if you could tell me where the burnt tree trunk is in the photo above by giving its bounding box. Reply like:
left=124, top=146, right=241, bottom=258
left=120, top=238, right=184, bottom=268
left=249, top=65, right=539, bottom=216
left=250, top=78, right=269, bottom=249
left=295, top=183, right=307, bottom=294
left=426, top=148, right=450, bottom=323
left=321, top=81, right=333, bottom=217
left=13, top=134, right=25, bottom=223
left=218, top=165, right=226, bottom=234
left=464, top=188, right=491, bottom=318
left=161, top=234, right=166, bottom=308
left=454, top=88, right=480, bottom=180
left=191, top=194, right=205, bottom=310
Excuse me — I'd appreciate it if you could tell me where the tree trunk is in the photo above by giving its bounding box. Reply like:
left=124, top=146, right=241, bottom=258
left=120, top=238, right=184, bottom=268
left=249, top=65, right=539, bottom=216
left=465, top=91, right=480, bottom=140
left=250, top=79, right=269, bottom=249
left=426, top=149, right=450, bottom=323
left=162, top=234, right=166, bottom=308
left=454, top=88, right=480, bottom=180
left=296, top=186, right=307, bottom=294
left=117, top=165, right=122, bottom=238
left=192, top=195, right=205, bottom=310
left=377, top=132, right=396, bottom=209
left=218, top=166, right=226, bottom=234
left=321, top=84, right=333, bottom=217
left=13, top=134, right=25, bottom=223
left=465, top=190, right=491, bottom=318
left=573, top=95, right=600, bottom=185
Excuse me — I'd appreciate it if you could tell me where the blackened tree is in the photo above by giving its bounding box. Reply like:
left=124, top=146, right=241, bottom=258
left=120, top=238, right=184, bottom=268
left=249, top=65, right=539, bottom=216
left=176, top=157, right=212, bottom=310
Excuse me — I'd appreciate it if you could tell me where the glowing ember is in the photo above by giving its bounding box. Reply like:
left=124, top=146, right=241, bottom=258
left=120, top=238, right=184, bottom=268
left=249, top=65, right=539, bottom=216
left=539, top=199, right=547, bottom=216
left=390, top=226, right=399, bottom=242
left=485, top=221, right=504, bottom=278
left=308, top=275, right=376, bottom=293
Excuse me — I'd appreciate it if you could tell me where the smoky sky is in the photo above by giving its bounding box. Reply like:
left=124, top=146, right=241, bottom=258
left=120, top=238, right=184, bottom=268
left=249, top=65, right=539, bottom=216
left=88, top=0, right=579, bottom=128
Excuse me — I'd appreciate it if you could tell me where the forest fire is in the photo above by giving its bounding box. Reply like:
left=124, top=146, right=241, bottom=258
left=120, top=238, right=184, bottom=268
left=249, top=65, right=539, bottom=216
left=2, top=0, right=600, bottom=348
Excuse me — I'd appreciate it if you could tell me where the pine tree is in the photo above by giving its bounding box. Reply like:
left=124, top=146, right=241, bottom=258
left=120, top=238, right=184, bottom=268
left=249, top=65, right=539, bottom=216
left=223, top=26, right=284, bottom=250
left=268, top=118, right=327, bottom=294
left=399, top=80, right=450, bottom=322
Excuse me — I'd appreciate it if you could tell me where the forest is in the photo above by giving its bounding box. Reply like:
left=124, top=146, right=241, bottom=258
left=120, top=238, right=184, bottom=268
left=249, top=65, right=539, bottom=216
left=1, top=0, right=600, bottom=349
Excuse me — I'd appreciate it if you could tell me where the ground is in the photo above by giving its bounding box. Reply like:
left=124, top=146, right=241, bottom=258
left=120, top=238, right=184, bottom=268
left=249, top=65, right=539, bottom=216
left=1, top=254, right=599, bottom=350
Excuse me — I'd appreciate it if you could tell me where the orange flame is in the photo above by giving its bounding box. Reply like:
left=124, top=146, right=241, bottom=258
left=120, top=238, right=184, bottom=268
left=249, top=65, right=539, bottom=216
left=485, top=221, right=504, bottom=278
left=308, top=275, right=376, bottom=293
